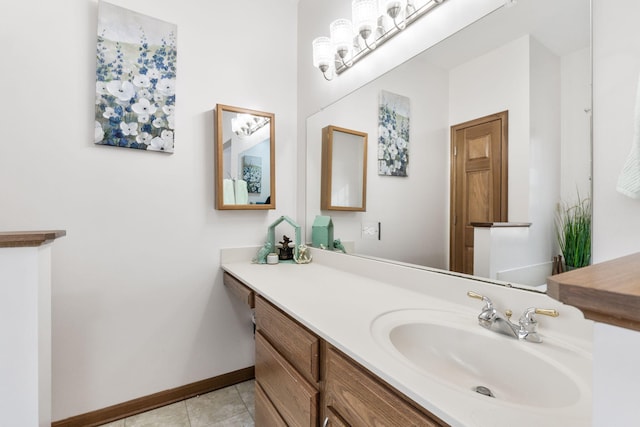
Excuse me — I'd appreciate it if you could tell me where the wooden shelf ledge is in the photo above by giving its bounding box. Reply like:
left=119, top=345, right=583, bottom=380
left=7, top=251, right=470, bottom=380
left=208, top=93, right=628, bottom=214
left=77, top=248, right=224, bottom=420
left=0, top=230, right=67, bottom=248
left=470, top=222, right=532, bottom=228
left=547, top=252, right=640, bottom=331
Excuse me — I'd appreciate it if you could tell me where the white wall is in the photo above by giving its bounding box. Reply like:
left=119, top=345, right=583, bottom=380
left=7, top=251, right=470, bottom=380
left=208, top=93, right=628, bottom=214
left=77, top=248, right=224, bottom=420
left=592, top=0, right=640, bottom=262
left=592, top=1, right=640, bottom=424
left=529, top=36, right=562, bottom=265
left=0, top=0, right=298, bottom=420
left=561, top=47, right=592, bottom=202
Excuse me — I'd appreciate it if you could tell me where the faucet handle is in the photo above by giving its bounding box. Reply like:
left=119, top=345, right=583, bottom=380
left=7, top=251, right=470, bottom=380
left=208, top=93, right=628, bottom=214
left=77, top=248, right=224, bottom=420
left=535, top=308, right=559, bottom=318
left=518, top=308, right=559, bottom=343
left=467, top=291, right=493, bottom=309
left=467, top=290, right=483, bottom=300
left=520, top=307, right=559, bottom=323
left=519, top=307, right=559, bottom=334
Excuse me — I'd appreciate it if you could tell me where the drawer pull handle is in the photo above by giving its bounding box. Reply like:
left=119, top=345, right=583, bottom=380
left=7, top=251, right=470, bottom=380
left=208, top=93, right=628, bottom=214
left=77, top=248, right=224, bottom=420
left=322, top=416, right=330, bottom=427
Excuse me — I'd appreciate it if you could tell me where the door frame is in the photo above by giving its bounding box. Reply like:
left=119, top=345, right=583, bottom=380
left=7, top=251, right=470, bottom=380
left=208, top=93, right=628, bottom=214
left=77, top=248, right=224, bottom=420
left=449, top=111, right=509, bottom=272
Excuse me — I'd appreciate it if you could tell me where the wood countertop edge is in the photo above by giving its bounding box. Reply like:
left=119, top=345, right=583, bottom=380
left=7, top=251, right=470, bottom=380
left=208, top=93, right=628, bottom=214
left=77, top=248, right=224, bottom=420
left=0, top=230, right=67, bottom=248
left=547, top=252, right=640, bottom=331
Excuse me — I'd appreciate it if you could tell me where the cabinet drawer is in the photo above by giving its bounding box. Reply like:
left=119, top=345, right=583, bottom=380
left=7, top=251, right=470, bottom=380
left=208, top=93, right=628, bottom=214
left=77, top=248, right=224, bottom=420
left=324, top=345, right=444, bottom=427
left=256, top=331, right=319, bottom=427
left=255, top=381, right=287, bottom=427
left=255, top=295, right=320, bottom=384
left=223, top=272, right=254, bottom=308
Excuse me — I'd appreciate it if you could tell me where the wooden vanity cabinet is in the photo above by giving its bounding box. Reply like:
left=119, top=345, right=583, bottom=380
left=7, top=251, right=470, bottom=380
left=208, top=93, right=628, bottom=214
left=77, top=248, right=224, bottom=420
left=322, top=343, right=446, bottom=427
left=224, top=272, right=446, bottom=427
left=255, top=295, right=320, bottom=427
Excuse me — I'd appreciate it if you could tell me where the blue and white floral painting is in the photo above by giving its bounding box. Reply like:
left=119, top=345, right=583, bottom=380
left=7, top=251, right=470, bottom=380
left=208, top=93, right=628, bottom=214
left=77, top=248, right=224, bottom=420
left=378, top=90, right=409, bottom=176
left=94, top=1, right=177, bottom=152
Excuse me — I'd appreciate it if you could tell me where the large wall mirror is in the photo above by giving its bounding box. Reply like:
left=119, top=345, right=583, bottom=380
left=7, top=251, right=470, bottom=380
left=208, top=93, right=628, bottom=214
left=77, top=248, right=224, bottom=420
left=215, top=104, right=275, bottom=210
left=306, top=0, right=591, bottom=290
left=321, top=125, right=368, bottom=211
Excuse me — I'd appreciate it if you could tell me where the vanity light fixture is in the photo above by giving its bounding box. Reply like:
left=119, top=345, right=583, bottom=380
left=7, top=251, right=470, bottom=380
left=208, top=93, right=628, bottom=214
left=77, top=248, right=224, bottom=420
left=312, top=0, right=447, bottom=81
left=231, top=113, right=269, bottom=137
left=352, top=0, right=379, bottom=50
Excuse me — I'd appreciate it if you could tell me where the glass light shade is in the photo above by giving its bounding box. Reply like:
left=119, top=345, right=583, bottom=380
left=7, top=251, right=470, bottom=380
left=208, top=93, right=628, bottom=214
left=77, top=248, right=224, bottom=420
left=382, top=0, right=407, bottom=19
left=231, top=113, right=251, bottom=135
left=352, top=0, right=377, bottom=40
left=330, top=18, right=353, bottom=59
left=312, top=36, right=333, bottom=70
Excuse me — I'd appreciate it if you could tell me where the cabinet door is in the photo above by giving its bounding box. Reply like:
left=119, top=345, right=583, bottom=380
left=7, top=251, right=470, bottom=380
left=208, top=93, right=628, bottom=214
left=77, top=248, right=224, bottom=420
left=324, top=345, right=445, bottom=427
left=256, top=331, right=319, bottom=427
left=223, top=272, right=254, bottom=308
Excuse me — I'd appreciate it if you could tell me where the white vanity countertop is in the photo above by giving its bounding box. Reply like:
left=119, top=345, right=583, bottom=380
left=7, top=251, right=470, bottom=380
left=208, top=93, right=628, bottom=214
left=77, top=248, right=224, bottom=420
left=221, top=247, right=593, bottom=427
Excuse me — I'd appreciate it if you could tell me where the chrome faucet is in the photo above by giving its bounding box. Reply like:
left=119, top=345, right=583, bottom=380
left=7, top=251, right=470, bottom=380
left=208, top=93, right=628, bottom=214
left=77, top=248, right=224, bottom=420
left=467, top=291, right=559, bottom=343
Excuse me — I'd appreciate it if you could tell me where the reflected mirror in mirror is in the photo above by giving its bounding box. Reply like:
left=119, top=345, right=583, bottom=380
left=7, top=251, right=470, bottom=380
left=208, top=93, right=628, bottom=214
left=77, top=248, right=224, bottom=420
left=215, top=104, right=275, bottom=210
left=321, top=125, right=368, bottom=211
left=305, top=0, right=591, bottom=290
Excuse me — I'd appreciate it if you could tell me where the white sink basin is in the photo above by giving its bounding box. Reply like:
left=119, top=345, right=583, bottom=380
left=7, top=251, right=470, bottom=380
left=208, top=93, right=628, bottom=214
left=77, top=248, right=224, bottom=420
left=370, top=309, right=590, bottom=409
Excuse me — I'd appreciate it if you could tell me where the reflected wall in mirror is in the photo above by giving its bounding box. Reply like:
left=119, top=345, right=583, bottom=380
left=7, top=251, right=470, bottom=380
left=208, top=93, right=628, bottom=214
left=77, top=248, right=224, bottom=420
left=215, top=104, right=275, bottom=210
left=306, top=0, right=591, bottom=289
left=321, top=125, right=368, bottom=211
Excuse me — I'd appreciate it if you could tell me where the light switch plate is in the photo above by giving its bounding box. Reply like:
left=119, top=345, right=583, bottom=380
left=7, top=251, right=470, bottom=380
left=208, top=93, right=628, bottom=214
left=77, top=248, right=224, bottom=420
left=362, top=222, right=379, bottom=240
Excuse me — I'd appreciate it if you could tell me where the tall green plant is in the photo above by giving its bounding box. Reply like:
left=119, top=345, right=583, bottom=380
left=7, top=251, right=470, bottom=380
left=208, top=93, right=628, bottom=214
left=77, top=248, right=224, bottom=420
left=556, top=194, right=592, bottom=269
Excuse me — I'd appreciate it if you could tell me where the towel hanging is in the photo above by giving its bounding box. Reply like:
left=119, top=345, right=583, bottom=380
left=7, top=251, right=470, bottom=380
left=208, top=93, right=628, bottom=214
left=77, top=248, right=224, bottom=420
left=616, top=72, right=640, bottom=199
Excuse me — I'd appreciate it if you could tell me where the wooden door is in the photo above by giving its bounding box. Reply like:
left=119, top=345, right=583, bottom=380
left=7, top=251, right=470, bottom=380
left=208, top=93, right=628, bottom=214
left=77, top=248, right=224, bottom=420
left=450, top=111, right=508, bottom=274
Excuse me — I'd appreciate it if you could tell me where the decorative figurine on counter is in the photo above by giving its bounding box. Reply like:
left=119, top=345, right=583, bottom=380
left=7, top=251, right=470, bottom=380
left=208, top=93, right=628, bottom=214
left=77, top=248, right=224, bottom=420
left=277, top=235, right=295, bottom=260
left=252, top=241, right=273, bottom=264
left=333, top=238, right=346, bottom=253
left=294, top=244, right=312, bottom=264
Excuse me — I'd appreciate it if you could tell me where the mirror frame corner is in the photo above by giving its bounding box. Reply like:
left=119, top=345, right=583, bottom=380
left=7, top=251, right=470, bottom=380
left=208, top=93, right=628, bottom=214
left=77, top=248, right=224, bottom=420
left=215, top=103, right=276, bottom=210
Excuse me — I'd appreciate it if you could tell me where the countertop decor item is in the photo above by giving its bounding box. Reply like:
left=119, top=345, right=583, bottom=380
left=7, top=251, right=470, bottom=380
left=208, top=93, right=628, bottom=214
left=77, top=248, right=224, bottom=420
left=277, top=235, right=295, bottom=260
left=266, top=216, right=302, bottom=262
left=266, top=253, right=279, bottom=264
left=312, top=215, right=333, bottom=248
left=294, top=245, right=312, bottom=264
left=252, top=241, right=273, bottom=264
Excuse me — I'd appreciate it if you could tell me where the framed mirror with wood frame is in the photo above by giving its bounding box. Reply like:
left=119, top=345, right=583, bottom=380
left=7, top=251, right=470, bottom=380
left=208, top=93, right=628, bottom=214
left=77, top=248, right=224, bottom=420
left=321, top=125, right=367, bottom=211
left=215, top=104, right=275, bottom=210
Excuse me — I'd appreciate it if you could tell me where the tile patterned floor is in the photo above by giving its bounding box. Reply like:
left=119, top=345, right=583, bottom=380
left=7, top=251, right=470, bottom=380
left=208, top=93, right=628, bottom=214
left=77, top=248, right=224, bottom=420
left=99, top=380, right=255, bottom=427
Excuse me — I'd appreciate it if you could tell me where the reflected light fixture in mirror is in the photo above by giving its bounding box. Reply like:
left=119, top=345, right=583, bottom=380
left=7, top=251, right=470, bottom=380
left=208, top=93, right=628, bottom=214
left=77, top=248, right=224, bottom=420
left=312, top=0, right=447, bottom=80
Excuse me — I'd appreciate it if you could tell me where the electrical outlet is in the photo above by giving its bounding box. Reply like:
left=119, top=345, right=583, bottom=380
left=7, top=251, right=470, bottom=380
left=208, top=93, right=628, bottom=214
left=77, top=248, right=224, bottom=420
left=362, top=222, right=379, bottom=240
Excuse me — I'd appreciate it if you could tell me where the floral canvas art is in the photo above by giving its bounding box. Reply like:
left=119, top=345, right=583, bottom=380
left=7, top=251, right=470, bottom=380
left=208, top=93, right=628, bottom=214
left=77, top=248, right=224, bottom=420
left=378, top=90, right=410, bottom=176
left=94, top=1, right=177, bottom=152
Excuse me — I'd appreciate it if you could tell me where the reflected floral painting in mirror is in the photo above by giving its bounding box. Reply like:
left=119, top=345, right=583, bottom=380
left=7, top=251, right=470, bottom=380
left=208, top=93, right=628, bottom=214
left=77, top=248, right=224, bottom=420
left=94, top=1, right=177, bottom=153
left=243, top=155, right=262, bottom=194
left=378, top=90, right=410, bottom=176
